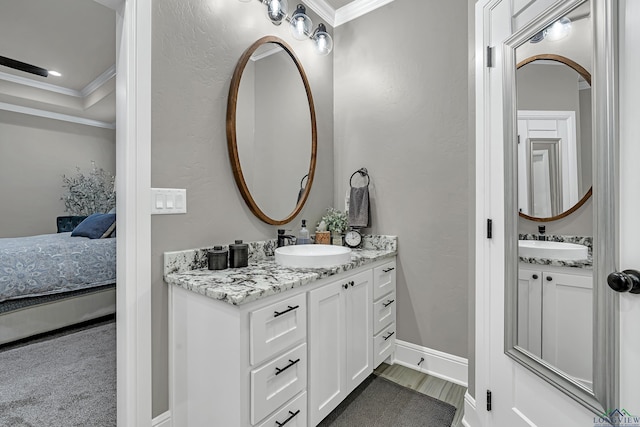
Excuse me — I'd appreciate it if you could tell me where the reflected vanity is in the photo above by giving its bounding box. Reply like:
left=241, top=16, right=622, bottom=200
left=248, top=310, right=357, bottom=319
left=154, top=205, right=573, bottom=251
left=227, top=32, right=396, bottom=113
left=227, top=36, right=317, bottom=225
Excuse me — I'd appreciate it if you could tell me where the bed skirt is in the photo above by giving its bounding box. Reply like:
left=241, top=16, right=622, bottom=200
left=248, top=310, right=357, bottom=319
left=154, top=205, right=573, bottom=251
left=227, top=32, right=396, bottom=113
left=0, top=283, right=116, bottom=345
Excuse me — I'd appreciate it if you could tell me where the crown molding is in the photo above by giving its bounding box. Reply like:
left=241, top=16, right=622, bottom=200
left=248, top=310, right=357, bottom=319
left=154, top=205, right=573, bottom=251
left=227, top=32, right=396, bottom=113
left=0, top=70, right=81, bottom=97
left=0, top=64, right=116, bottom=100
left=302, top=0, right=336, bottom=27
left=81, top=64, right=116, bottom=97
left=334, top=0, right=394, bottom=26
left=0, top=102, right=115, bottom=129
left=251, top=45, right=284, bottom=61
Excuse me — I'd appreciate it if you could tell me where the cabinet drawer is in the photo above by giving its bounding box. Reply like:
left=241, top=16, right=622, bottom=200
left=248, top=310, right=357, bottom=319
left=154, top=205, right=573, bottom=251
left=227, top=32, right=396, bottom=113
left=373, top=292, right=396, bottom=335
left=251, top=343, right=307, bottom=425
left=373, top=323, right=395, bottom=368
left=251, top=293, right=307, bottom=366
left=255, top=392, right=307, bottom=427
left=373, top=261, right=396, bottom=300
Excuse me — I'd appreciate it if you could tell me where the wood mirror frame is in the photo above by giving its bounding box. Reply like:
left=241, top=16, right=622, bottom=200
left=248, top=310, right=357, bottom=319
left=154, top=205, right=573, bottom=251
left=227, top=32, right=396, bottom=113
left=227, top=36, right=318, bottom=225
left=517, top=54, right=592, bottom=223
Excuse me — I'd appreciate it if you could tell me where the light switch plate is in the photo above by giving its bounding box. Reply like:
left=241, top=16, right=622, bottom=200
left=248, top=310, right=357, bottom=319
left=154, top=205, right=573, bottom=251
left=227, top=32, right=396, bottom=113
left=151, top=188, right=187, bottom=214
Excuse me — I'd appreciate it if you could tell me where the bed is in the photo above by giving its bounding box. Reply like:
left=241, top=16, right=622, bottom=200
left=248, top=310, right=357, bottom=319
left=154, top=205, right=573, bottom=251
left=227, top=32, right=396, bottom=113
left=0, top=232, right=116, bottom=345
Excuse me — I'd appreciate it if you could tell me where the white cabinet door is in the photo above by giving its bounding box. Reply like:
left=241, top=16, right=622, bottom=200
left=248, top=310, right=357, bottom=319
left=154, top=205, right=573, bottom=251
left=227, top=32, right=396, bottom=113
left=344, top=270, right=373, bottom=395
left=309, top=279, right=346, bottom=427
left=309, top=270, right=374, bottom=426
left=542, top=271, right=593, bottom=388
left=517, top=267, right=542, bottom=357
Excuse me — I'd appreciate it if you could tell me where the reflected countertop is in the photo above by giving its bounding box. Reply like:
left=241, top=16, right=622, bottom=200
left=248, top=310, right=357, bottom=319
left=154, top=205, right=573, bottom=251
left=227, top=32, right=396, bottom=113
left=518, top=234, right=593, bottom=269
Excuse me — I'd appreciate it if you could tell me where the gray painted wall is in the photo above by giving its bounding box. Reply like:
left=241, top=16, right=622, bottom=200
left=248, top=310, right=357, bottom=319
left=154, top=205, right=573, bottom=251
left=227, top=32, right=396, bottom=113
left=334, top=0, right=470, bottom=359
left=0, top=111, right=115, bottom=238
left=151, top=0, right=334, bottom=416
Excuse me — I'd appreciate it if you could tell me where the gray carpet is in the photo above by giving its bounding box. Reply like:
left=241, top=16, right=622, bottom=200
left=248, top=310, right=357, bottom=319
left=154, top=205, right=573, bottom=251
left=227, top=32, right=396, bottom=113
left=318, top=374, right=456, bottom=427
left=0, top=322, right=116, bottom=427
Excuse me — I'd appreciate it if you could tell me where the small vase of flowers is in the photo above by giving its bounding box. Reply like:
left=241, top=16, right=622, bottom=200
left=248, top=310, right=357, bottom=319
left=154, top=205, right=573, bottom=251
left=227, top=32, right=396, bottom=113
left=319, top=208, right=348, bottom=246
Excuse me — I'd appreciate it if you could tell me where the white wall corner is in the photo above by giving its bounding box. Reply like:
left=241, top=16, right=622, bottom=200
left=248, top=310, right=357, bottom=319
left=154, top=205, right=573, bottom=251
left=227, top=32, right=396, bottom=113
left=334, top=0, right=395, bottom=27
left=394, top=340, right=468, bottom=387
left=152, top=411, right=171, bottom=427
left=302, top=0, right=336, bottom=27
left=461, top=391, right=480, bottom=427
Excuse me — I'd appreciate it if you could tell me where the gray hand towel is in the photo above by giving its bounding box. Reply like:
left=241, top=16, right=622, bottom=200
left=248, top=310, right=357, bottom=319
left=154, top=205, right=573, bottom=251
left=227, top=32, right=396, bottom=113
left=349, top=186, right=370, bottom=228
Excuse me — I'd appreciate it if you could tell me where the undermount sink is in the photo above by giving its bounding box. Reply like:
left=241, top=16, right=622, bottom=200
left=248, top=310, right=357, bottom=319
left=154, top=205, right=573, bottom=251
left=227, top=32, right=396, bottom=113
left=275, top=245, right=352, bottom=268
left=518, top=240, right=588, bottom=261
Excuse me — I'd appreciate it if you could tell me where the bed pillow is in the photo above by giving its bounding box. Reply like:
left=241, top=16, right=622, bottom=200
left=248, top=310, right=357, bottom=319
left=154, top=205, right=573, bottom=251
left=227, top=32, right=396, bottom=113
left=71, top=213, right=116, bottom=239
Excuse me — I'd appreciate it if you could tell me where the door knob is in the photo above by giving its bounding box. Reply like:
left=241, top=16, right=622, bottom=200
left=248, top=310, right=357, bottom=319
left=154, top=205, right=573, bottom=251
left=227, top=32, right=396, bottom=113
left=607, top=269, right=640, bottom=294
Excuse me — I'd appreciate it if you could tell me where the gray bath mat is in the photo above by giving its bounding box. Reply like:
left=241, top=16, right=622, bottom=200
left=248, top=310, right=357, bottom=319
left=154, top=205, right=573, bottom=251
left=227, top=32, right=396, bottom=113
left=318, top=374, right=456, bottom=427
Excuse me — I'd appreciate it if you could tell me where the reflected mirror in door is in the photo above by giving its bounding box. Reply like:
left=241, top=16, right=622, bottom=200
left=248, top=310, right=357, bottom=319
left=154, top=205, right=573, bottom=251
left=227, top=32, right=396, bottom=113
left=516, top=53, right=592, bottom=221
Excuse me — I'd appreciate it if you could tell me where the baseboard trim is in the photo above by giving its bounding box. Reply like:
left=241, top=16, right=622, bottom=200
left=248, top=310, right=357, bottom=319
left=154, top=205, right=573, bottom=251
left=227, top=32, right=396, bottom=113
left=394, top=340, right=468, bottom=387
left=152, top=411, right=171, bottom=427
left=462, top=392, right=480, bottom=427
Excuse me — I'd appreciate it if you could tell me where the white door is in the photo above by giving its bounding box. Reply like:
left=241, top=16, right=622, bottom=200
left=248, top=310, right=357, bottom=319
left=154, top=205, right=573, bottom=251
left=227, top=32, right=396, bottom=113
left=517, top=267, right=542, bottom=358
left=618, top=0, right=640, bottom=414
left=474, top=0, right=640, bottom=426
left=344, top=270, right=373, bottom=394
left=541, top=271, right=593, bottom=389
left=309, top=280, right=346, bottom=426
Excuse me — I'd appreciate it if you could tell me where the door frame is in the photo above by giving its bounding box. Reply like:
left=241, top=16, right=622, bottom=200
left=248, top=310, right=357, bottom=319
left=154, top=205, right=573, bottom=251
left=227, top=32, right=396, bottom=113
left=107, top=0, right=153, bottom=425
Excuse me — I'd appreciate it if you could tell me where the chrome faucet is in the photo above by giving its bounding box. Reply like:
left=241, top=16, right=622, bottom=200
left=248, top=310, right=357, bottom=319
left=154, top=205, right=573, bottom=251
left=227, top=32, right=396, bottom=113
left=538, top=225, right=546, bottom=241
left=277, top=229, right=296, bottom=247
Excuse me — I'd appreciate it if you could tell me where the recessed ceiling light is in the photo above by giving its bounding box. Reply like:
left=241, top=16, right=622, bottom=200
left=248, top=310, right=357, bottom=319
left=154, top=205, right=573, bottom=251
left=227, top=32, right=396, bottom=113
left=48, top=70, right=62, bottom=77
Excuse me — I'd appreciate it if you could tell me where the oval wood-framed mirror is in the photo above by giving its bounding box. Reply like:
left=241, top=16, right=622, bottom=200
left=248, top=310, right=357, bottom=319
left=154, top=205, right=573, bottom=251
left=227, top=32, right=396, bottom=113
left=227, top=36, right=317, bottom=225
left=516, top=54, right=592, bottom=222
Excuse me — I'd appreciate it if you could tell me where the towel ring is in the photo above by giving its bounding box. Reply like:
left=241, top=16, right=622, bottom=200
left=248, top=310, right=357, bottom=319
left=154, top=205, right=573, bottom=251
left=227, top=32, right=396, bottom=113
left=350, top=168, right=370, bottom=188
left=300, top=174, right=309, bottom=189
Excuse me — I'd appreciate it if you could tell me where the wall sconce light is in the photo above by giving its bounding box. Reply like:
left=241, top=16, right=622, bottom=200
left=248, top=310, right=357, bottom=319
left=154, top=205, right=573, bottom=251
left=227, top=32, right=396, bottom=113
left=290, top=4, right=313, bottom=41
left=312, top=23, right=333, bottom=56
left=240, top=0, right=333, bottom=55
left=266, top=0, right=288, bottom=25
left=530, top=17, right=572, bottom=43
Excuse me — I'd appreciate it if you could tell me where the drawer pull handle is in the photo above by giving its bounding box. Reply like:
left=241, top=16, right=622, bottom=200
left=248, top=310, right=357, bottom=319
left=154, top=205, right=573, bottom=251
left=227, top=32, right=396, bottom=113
left=383, top=299, right=395, bottom=307
left=383, top=267, right=395, bottom=273
left=350, top=281, right=355, bottom=287
left=273, top=305, right=299, bottom=318
left=275, top=358, right=300, bottom=376
left=275, top=409, right=300, bottom=426
left=384, top=331, right=395, bottom=341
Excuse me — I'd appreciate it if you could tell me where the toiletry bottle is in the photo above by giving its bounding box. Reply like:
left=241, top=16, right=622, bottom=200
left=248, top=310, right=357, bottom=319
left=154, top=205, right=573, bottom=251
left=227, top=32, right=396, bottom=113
left=229, top=240, right=249, bottom=268
left=297, top=220, right=311, bottom=245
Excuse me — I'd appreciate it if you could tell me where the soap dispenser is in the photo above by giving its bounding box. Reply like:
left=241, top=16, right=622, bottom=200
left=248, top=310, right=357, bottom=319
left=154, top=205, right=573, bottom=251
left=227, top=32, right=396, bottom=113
left=297, top=219, right=311, bottom=245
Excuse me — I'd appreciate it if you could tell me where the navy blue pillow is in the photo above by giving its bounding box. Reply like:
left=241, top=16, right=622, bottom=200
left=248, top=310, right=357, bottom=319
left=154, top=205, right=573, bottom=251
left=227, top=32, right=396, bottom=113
left=71, top=213, right=116, bottom=239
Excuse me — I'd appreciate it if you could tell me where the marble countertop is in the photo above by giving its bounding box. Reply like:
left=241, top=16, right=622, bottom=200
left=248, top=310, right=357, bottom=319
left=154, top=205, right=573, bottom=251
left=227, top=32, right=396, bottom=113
left=164, top=235, right=397, bottom=306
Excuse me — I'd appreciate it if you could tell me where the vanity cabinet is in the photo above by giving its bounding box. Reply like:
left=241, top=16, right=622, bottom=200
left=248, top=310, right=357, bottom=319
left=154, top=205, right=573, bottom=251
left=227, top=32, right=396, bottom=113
left=308, top=270, right=373, bottom=426
left=518, top=264, right=592, bottom=386
left=169, top=256, right=396, bottom=427
left=372, top=261, right=396, bottom=367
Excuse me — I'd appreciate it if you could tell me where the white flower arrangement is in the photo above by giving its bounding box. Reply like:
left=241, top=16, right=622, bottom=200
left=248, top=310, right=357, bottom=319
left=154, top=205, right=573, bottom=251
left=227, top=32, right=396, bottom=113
left=61, top=161, right=116, bottom=215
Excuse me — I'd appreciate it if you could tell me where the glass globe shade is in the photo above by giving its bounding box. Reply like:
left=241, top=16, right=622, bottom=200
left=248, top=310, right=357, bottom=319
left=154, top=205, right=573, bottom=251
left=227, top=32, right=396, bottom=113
left=290, top=7, right=312, bottom=40
left=267, top=0, right=288, bottom=25
left=313, top=24, right=333, bottom=56
left=544, top=17, right=572, bottom=41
